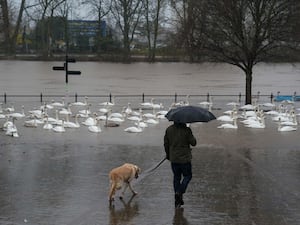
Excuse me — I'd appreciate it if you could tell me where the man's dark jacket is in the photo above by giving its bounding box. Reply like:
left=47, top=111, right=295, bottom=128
left=164, top=123, right=197, bottom=163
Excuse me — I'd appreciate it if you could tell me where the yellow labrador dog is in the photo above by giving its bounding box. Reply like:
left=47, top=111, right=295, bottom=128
left=109, top=163, right=141, bottom=202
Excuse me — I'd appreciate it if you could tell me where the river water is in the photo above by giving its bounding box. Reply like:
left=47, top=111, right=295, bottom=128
left=1, top=61, right=300, bottom=225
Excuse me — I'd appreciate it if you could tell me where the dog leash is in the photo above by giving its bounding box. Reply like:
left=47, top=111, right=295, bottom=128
left=144, top=157, right=167, bottom=174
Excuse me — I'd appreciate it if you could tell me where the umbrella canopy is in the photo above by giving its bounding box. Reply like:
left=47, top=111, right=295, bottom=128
left=165, top=105, right=216, bottom=123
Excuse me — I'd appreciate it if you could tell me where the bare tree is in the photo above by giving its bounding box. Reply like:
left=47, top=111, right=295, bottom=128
left=143, top=0, right=166, bottom=62
left=169, top=0, right=208, bottom=62
left=80, top=0, right=111, bottom=53
left=203, top=0, right=300, bottom=104
left=0, top=0, right=26, bottom=54
left=110, top=0, right=143, bottom=62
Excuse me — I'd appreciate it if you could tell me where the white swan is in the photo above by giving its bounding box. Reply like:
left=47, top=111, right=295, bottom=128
left=4, top=103, right=15, bottom=113
left=64, top=114, right=80, bottom=128
left=51, top=97, right=65, bottom=107
left=143, top=108, right=156, bottom=118
left=43, top=115, right=53, bottom=130
left=9, top=105, right=25, bottom=118
left=24, top=116, right=41, bottom=127
left=88, top=119, right=102, bottom=133
left=52, top=120, right=66, bottom=132
left=124, top=103, right=133, bottom=115
left=71, top=96, right=88, bottom=106
left=5, top=118, right=19, bottom=137
left=79, top=103, right=91, bottom=115
left=59, top=104, right=72, bottom=115
left=140, top=98, right=154, bottom=108
left=278, top=118, right=297, bottom=131
left=124, top=123, right=143, bottom=133
left=82, top=113, right=97, bottom=126
left=217, top=117, right=238, bottom=129
left=99, top=96, right=115, bottom=106
left=217, top=112, right=234, bottom=122
left=245, top=116, right=266, bottom=129
left=145, top=118, right=159, bottom=124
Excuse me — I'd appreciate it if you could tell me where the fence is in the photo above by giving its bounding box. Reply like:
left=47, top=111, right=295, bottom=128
left=1, top=92, right=278, bottom=104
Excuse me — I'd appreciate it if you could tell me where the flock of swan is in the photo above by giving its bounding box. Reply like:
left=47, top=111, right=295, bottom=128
left=0, top=97, right=170, bottom=138
left=216, top=99, right=299, bottom=132
left=1, top=95, right=299, bottom=138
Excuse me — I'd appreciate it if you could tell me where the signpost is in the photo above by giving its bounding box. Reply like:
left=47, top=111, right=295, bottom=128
left=53, top=55, right=81, bottom=103
left=53, top=55, right=81, bottom=83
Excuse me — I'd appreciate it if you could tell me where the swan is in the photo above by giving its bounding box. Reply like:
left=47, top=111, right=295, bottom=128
left=59, top=104, right=72, bottom=115
left=143, top=108, right=156, bottom=118
left=88, top=119, right=102, bottom=132
left=174, top=95, right=190, bottom=107
left=24, top=116, right=41, bottom=127
left=109, top=111, right=124, bottom=118
left=145, top=118, right=159, bottom=124
left=278, top=124, right=297, bottom=132
left=5, top=117, right=19, bottom=137
left=9, top=105, right=25, bottom=118
left=104, top=114, right=120, bottom=127
left=4, top=103, right=15, bottom=113
left=51, top=97, right=65, bottom=107
left=124, top=103, right=133, bottom=115
left=152, top=102, right=164, bottom=109
left=135, top=120, right=148, bottom=128
left=279, top=111, right=297, bottom=126
left=124, top=123, right=143, bottom=133
left=217, top=117, right=238, bottom=129
left=278, top=118, right=297, bottom=131
left=52, top=110, right=63, bottom=125
left=40, top=102, right=54, bottom=110
left=28, top=108, right=44, bottom=119
left=140, top=98, right=154, bottom=108
left=2, top=115, right=13, bottom=130
left=108, top=117, right=124, bottom=123
left=99, top=106, right=109, bottom=114
left=82, top=113, right=97, bottom=126
left=99, top=96, right=115, bottom=106
left=71, top=96, right=88, bottom=106
left=217, top=112, right=234, bottom=122
left=64, top=114, right=80, bottom=128
left=79, top=103, right=91, bottom=115
left=52, top=120, right=66, bottom=132
left=43, top=115, right=53, bottom=130
left=245, top=116, right=266, bottom=129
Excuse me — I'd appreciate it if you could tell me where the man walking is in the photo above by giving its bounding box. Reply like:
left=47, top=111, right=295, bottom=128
left=164, top=122, right=197, bottom=208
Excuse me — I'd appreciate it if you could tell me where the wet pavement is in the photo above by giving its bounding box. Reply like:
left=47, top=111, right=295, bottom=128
left=1, top=102, right=300, bottom=225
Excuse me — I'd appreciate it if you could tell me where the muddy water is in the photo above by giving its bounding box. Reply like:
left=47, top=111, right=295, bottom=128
left=0, top=61, right=300, bottom=225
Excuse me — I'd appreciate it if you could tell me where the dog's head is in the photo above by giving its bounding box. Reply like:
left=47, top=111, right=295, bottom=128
left=134, top=165, right=141, bottom=179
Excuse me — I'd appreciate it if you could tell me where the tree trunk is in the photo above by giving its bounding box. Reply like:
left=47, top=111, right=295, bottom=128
left=245, top=69, right=253, bottom=105
left=1, top=0, right=12, bottom=54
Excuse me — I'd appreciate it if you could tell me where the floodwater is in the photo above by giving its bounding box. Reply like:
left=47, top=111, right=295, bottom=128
left=1, top=61, right=300, bottom=225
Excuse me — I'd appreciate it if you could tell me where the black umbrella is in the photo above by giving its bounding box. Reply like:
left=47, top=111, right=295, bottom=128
left=165, top=105, right=216, bottom=123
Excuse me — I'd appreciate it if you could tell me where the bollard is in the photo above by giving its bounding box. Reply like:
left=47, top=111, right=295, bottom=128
left=40, top=93, right=43, bottom=103
left=75, top=93, right=78, bottom=102
left=175, top=93, right=177, bottom=103
left=109, top=93, right=112, bottom=102
left=206, top=93, right=210, bottom=102
left=270, top=93, right=273, bottom=103
left=142, top=93, right=145, bottom=103
left=238, top=93, right=241, bottom=103
left=4, top=92, right=7, bottom=104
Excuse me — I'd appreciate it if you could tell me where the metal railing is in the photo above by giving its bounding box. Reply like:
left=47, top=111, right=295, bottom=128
left=1, top=92, right=278, bottom=104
